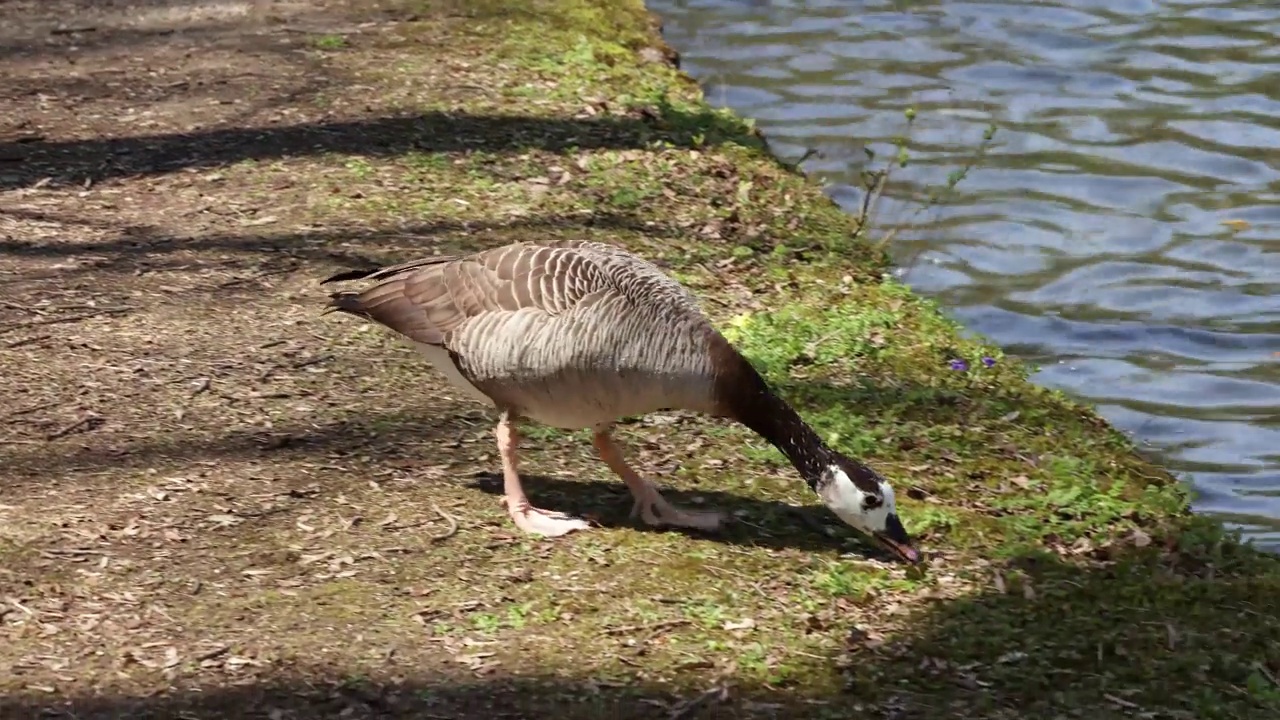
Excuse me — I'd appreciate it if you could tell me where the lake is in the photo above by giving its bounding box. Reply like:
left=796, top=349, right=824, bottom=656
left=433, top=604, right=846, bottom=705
left=649, top=0, right=1280, bottom=549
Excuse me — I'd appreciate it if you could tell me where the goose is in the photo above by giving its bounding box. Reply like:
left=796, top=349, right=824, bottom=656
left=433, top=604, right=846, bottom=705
left=320, top=239, right=919, bottom=563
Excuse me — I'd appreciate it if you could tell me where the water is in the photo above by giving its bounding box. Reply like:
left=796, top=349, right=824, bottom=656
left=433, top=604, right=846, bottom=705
left=648, top=0, right=1280, bottom=548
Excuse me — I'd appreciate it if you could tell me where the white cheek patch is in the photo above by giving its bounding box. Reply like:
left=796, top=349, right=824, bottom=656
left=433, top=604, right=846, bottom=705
left=817, top=466, right=893, bottom=532
left=832, top=475, right=864, bottom=525
left=819, top=467, right=870, bottom=529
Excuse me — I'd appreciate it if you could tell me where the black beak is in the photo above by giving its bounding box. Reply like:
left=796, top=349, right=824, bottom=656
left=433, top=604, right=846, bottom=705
left=873, top=513, right=921, bottom=564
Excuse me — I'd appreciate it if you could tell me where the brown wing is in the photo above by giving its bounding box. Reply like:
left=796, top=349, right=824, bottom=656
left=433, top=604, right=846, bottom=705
left=324, top=242, right=613, bottom=347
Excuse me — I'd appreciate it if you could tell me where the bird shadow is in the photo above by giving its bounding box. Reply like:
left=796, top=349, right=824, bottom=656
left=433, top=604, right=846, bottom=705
left=462, top=471, right=904, bottom=562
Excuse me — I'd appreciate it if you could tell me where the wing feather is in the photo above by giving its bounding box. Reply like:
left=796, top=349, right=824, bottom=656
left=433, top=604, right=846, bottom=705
left=323, top=242, right=615, bottom=349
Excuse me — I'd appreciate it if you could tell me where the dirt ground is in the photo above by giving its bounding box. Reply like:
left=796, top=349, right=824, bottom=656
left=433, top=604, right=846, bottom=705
left=0, top=2, right=868, bottom=717
left=0, top=0, right=633, bottom=715
left=4, top=2, right=1279, bottom=720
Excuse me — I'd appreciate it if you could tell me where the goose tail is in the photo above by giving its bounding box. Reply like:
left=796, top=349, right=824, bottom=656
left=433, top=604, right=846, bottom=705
left=321, top=267, right=383, bottom=284
left=319, top=265, right=401, bottom=318
left=323, top=290, right=370, bottom=318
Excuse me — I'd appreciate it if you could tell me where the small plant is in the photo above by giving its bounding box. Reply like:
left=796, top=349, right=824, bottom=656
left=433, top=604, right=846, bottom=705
left=312, top=34, right=347, bottom=50
left=909, top=507, right=961, bottom=537
left=682, top=598, right=727, bottom=627
left=1245, top=668, right=1280, bottom=708
left=737, top=642, right=770, bottom=673
left=608, top=186, right=646, bottom=208
left=472, top=613, right=502, bottom=632
left=836, top=106, right=999, bottom=256
left=343, top=157, right=373, bottom=179
left=506, top=602, right=534, bottom=629
left=810, top=562, right=887, bottom=599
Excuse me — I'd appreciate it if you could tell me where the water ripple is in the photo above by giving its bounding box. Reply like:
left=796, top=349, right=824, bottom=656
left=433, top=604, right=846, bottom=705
left=653, top=0, right=1280, bottom=542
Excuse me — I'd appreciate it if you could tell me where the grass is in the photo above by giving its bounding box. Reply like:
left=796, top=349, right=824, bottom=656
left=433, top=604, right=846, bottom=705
left=0, top=0, right=1278, bottom=718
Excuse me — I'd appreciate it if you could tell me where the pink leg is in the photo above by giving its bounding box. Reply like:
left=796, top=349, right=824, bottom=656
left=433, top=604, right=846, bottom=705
left=592, top=429, right=723, bottom=532
left=497, top=414, right=591, bottom=537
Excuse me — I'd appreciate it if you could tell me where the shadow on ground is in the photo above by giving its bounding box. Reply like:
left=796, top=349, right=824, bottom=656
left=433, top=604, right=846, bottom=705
left=0, top=367, right=1156, bottom=559
left=0, top=207, right=678, bottom=277
left=2, top=529, right=1276, bottom=719
left=878, top=539, right=1280, bottom=718
left=0, top=108, right=754, bottom=191
left=0, top=396, right=893, bottom=558
left=0, top=404, right=476, bottom=487
left=0, top=675, right=792, bottom=720
left=463, top=470, right=898, bottom=560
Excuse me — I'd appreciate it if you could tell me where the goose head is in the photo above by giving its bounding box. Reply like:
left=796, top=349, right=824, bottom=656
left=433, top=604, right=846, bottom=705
left=812, top=454, right=919, bottom=564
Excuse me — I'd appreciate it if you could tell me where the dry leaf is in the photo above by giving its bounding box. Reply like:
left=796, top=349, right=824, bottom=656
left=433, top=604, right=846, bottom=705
left=205, top=514, right=241, bottom=527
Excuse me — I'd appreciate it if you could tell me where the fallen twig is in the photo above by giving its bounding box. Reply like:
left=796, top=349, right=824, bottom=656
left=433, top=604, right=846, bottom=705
left=234, top=506, right=295, bottom=520
left=668, top=685, right=729, bottom=720
left=5, top=334, right=50, bottom=348
left=1254, top=661, right=1279, bottom=688
left=216, top=265, right=298, bottom=289
left=1103, top=693, right=1140, bottom=710
left=383, top=503, right=459, bottom=540
left=45, top=414, right=102, bottom=441
left=38, top=547, right=111, bottom=559
left=8, top=598, right=34, bottom=616
left=0, top=300, right=45, bottom=314
left=277, top=25, right=364, bottom=35
left=5, top=401, right=57, bottom=419
left=194, top=645, right=230, bottom=662
left=189, top=377, right=211, bottom=397
left=429, top=503, right=459, bottom=541
left=291, top=354, right=333, bottom=370
left=0, top=307, right=132, bottom=334
left=602, top=619, right=691, bottom=636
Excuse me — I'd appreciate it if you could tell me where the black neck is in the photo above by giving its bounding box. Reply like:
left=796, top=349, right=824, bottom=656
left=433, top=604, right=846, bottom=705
left=724, top=367, right=832, bottom=489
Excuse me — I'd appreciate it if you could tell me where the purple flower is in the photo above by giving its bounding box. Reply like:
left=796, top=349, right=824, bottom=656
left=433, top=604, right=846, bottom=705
left=982, top=356, right=996, bottom=368
left=949, top=358, right=969, bottom=371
